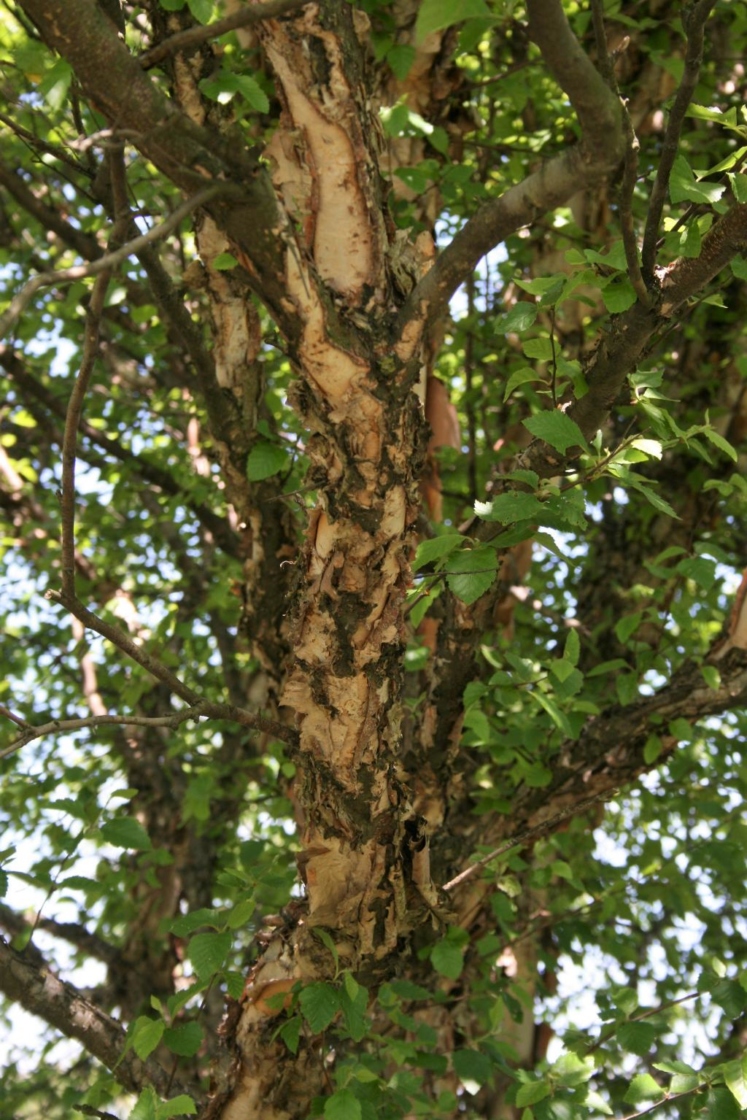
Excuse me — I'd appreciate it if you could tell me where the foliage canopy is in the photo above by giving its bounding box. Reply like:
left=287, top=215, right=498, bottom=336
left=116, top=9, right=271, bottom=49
left=2, top=1, right=747, bottom=1119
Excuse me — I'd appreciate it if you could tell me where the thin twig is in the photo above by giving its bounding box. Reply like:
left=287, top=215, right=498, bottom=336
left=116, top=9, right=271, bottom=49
left=548, top=308, right=558, bottom=405
left=0, top=705, right=32, bottom=730
left=619, top=103, right=650, bottom=306
left=0, top=183, right=234, bottom=341
left=465, top=277, right=478, bottom=507
left=442, top=788, right=613, bottom=891
left=617, top=1086, right=702, bottom=1120
left=2, top=695, right=296, bottom=757
left=0, top=109, right=89, bottom=174
left=139, top=0, right=306, bottom=68
left=589, top=0, right=614, bottom=87
left=60, top=148, right=130, bottom=595
left=44, top=589, right=200, bottom=703
left=59, top=294, right=110, bottom=585
left=640, top=0, right=719, bottom=280
left=0, top=707, right=209, bottom=759
left=591, top=0, right=649, bottom=304
left=43, top=589, right=297, bottom=746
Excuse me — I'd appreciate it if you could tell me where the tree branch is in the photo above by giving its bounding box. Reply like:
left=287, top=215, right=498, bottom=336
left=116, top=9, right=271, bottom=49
left=0, top=903, right=118, bottom=966
left=0, top=183, right=231, bottom=342
left=0, top=935, right=190, bottom=1100
left=0, top=349, right=241, bottom=559
left=43, top=589, right=297, bottom=745
left=494, top=646, right=747, bottom=858
left=0, top=109, right=89, bottom=175
left=0, top=157, right=102, bottom=260
left=1, top=706, right=214, bottom=759
left=619, top=105, right=650, bottom=306
left=640, top=0, right=719, bottom=279
left=396, top=0, right=624, bottom=338
left=18, top=0, right=291, bottom=330
left=139, top=0, right=307, bottom=69
left=58, top=278, right=108, bottom=594
left=442, top=788, right=612, bottom=891
left=511, top=200, right=747, bottom=485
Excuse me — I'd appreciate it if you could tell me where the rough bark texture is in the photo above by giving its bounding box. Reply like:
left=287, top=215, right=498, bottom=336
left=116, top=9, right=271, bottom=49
left=2, top=2, right=747, bottom=1118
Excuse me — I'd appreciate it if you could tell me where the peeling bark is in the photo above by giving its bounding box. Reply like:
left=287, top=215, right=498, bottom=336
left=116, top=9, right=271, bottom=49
left=8, top=3, right=747, bottom=1118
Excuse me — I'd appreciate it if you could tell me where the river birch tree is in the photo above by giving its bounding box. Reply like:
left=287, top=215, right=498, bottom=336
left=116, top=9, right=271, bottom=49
left=2, top=1, right=747, bottom=1118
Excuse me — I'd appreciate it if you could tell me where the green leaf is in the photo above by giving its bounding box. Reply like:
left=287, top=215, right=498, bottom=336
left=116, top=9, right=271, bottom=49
left=101, top=818, right=152, bottom=851
left=629, top=479, right=679, bottom=519
left=155, top=1096, right=196, bottom=1119
left=522, top=337, right=554, bottom=361
left=584, top=1090, right=613, bottom=1115
left=515, top=1080, right=551, bottom=1107
left=701, top=1087, right=742, bottom=1119
left=169, top=908, right=224, bottom=936
left=387, top=44, right=416, bottom=80
left=412, top=533, right=463, bottom=571
left=431, top=936, right=465, bottom=980
left=226, top=896, right=255, bottom=931
left=187, top=930, right=231, bottom=980
left=601, top=276, right=637, bottom=313
left=278, top=1016, right=302, bottom=1054
left=503, top=469, right=539, bottom=489
left=429, top=126, right=449, bottom=154
left=615, top=612, right=642, bottom=644
left=670, top=154, right=726, bottom=205
left=477, top=491, right=544, bottom=525
left=711, top=978, right=747, bottom=1018
left=550, top=1052, right=595, bottom=1086
left=453, top=1049, right=493, bottom=1086
left=616, top=1020, right=658, bottom=1057
left=677, top=556, right=716, bottom=590
left=616, top=673, right=638, bottom=706
left=523, top=412, right=588, bottom=455
left=235, top=75, right=270, bottom=114
left=187, top=0, right=213, bottom=23
left=131, top=1017, right=165, bottom=1061
left=298, top=982, right=341, bottom=1033
left=563, top=628, right=580, bottom=666
left=623, top=1073, right=664, bottom=1105
left=528, top=690, right=572, bottom=737
left=585, top=241, right=628, bottom=270
left=500, top=303, right=538, bottom=333
left=38, top=59, right=72, bottom=111
left=387, top=980, right=433, bottom=1001
left=724, top=1060, right=747, bottom=1109
left=128, top=1088, right=158, bottom=1120
left=167, top=980, right=207, bottom=1016
left=587, top=658, right=630, bottom=677
left=246, top=440, right=289, bottom=481
left=549, top=658, right=575, bottom=683
left=324, top=1089, right=362, bottom=1120
left=504, top=366, right=541, bottom=400
left=200, top=68, right=268, bottom=110
left=211, top=252, right=238, bottom=271
left=445, top=546, right=498, bottom=605
left=612, top=986, right=639, bottom=1015
left=700, top=426, right=738, bottom=461
left=701, top=665, right=721, bottom=690
left=407, top=581, right=441, bottom=627
left=312, top=927, right=339, bottom=969
left=340, top=976, right=368, bottom=1042
left=415, top=0, right=491, bottom=42
left=163, top=1022, right=203, bottom=1058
